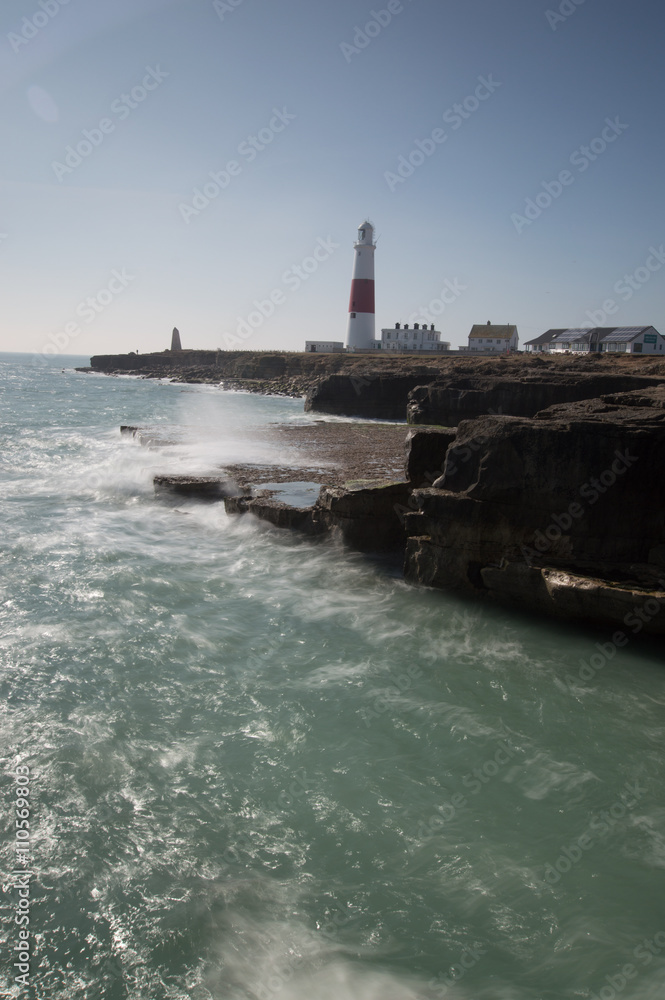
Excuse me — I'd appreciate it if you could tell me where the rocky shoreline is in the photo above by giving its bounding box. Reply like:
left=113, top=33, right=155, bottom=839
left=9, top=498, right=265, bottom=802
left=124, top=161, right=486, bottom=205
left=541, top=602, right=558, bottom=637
left=97, top=350, right=665, bottom=634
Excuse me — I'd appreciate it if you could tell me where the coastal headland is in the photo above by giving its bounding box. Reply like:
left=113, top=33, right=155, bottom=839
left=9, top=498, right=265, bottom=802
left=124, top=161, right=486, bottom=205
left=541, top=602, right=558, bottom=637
left=82, top=350, right=665, bottom=634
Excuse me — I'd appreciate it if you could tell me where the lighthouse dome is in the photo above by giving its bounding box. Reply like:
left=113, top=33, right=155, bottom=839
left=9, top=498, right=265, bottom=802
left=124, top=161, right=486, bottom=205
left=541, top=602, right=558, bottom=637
left=356, top=221, right=374, bottom=246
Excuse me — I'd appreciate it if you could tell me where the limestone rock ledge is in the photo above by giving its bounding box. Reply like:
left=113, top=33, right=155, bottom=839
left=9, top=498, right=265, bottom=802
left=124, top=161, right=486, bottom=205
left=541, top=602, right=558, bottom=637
left=403, top=387, right=665, bottom=634
left=224, top=481, right=410, bottom=552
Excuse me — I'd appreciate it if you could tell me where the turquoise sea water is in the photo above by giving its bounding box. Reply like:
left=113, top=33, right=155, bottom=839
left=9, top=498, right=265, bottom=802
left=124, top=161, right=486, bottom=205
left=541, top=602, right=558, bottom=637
left=1, top=353, right=664, bottom=1000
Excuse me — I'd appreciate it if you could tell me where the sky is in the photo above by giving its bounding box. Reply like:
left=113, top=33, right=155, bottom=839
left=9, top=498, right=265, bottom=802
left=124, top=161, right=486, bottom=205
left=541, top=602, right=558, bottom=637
left=1, top=0, right=665, bottom=359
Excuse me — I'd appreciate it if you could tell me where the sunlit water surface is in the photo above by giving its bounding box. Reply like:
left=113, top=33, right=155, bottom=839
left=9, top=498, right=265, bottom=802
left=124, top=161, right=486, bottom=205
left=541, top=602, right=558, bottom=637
left=1, top=355, right=664, bottom=1000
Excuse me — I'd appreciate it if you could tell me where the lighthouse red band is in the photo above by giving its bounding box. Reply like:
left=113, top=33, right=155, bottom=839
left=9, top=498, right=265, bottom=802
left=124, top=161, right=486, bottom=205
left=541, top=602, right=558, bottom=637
left=348, top=279, right=375, bottom=315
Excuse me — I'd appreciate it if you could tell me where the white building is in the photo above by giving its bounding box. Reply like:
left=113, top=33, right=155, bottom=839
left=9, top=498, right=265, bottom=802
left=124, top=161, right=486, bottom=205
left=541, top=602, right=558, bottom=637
left=599, top=327, right=664, bottom=354
left=380, top=323, right=450, bottom=352
left=524, top=329, right=568, bottom=352
left=525, top=326, right=664, bottom=354
left=547, top=328, right=600, bottom=353
left=465, top=322, right=519, bottom=353
left=305, top=341, right=345, bottom=353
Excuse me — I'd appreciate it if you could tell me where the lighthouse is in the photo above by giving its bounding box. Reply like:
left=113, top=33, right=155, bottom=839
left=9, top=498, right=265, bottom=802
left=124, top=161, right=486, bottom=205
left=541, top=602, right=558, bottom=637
left=346, top=220, right=376, bottom=351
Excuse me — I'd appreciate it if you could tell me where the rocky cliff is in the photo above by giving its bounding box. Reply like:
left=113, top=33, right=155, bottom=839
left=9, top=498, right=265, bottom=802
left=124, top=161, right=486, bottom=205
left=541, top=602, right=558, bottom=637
left=304, top=372, right=436, bottom=420
left=403, top=386, right=665, bottom=633
left=87, top=351, right=665, bottom=424
left=406, top=372, right=663, bottom=425
left=86, top=350, right=449, bottom=398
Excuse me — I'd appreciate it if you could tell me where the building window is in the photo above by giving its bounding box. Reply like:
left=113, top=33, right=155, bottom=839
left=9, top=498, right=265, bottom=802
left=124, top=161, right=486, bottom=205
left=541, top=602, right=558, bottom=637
left=633, top=342, right=642, bottom=352
left=350, top=312, right=356, bottom=318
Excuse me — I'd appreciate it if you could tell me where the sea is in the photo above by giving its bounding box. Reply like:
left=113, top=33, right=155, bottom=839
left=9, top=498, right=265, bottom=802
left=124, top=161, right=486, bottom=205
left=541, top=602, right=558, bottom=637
left=1, top=352, right=664, bottom=1000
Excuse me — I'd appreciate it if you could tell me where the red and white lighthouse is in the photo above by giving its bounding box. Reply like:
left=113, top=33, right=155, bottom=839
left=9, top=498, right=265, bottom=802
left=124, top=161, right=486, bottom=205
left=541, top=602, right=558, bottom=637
left=346, top=220, right=376, bottom=350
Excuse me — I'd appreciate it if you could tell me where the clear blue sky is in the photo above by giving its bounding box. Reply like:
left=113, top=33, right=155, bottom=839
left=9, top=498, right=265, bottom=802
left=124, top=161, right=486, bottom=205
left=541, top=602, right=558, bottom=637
left=1, top=0, right=664, bottom=357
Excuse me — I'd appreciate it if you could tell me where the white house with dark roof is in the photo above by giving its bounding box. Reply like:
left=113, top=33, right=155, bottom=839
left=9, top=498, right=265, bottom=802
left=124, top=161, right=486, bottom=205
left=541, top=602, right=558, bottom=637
left=523, top=329, right=566, bottom=352
left=598, top=327, right=664, bottom=354
left=464, top=322, right=519, bottom=353
left=548, top=328, right=605, bottom=353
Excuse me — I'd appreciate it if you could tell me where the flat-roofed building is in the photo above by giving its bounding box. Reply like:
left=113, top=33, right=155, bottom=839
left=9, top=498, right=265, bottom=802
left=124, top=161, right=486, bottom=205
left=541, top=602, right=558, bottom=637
left=305, top=341, right=345, bottom=353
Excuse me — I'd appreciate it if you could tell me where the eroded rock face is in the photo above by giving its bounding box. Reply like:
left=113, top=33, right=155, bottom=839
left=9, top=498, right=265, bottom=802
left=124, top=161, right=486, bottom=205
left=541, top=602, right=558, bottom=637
left=406, top=374, right=661, bottom=426
left=305, top=373, right=433, bottom=420
left=403, top=387, right=665, bottom=632
left=404, top=427, right=457, bottom=485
